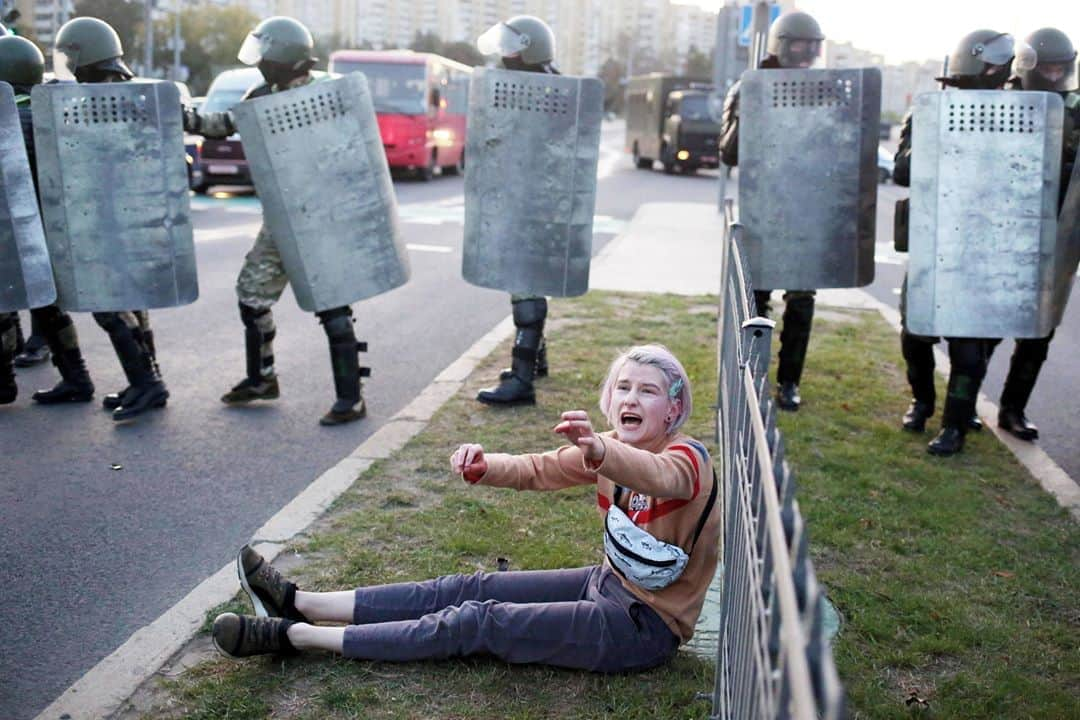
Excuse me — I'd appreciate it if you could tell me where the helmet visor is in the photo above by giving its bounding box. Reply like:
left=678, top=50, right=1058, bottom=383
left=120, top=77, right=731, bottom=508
left=476, top=22, right=530, bottom=58
left=781, top=38, right=822, bottom=68
left=238, top=32, right=270, bottom=66
left=973, top=33, right=1017, bottom=67
left=52, top=47, right=78, bottom=81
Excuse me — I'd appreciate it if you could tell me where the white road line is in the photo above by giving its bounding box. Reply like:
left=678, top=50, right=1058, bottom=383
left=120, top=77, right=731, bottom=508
left=406, top=243, right=453, bottom=253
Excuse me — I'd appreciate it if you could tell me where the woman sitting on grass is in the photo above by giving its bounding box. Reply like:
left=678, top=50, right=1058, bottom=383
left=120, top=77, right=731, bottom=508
left=212, top=344, right=720, bottom=673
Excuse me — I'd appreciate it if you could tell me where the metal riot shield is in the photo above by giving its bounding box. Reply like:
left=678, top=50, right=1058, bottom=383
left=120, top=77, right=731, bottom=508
left=1052, top=155, right=1080, bottom=327
left=907, top=90, right=1063, bottom=338
left=232, top=74, right=408, bottom=313
left=737, top=67, right=881, bottom=290
left=462, top=68, right=604, bottom=297
left=0, top=82, right=55, bottom=312
left=31, top=81, right=197, bottom=311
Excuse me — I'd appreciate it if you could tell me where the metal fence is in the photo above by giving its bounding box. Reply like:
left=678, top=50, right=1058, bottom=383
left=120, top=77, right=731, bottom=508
left=710, top=199, right=846, bottom=719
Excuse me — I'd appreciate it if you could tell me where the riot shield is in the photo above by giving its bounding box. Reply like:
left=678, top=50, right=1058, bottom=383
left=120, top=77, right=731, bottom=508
left=1052, top=156, right=1080, bottom=327
left=232, top=73, right=408, bottom=313
left=462, top=68, right=604, bottom=297
left=737, top=67, right=881, bottom=290
left=906, top=90, right=1063, bottom=338
left=31, top=80, right=196, bottom=311
left=0, top=82, right=55, bottom=312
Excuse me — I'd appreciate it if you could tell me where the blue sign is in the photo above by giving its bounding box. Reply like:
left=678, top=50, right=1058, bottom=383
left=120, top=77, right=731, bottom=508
left=738, top=3, right=781, bottom=47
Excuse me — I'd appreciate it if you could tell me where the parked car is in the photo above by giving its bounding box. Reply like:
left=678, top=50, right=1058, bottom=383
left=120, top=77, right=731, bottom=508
left=191, top=67, right=262, bottom=194
left=877, top=145, right=894, bottom=184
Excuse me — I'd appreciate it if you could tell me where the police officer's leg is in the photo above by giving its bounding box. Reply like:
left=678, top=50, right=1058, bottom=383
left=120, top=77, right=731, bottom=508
left=223, top=225, right=287, bottom=404
left=1, top=313, right=18, bottom=404
left=316, top=305, right=368, bottom=426
left=14, top=308, right=51, bottom=367
left=997, top=332, right=1052, bottom=441
left=102, top=310, right=162, bottom=410
left=93, top=311, right=168, bottom=421
left=752, top=289, right=773, bottom=319
left=774, top=290, right=815, bottom=411
left=927, top=338, right=989, bottom=456
left=477, top=296, right=546, bottom=406
left=900, top=329, right=937, bottom=431
left=30, top=305, right=95, bottom=404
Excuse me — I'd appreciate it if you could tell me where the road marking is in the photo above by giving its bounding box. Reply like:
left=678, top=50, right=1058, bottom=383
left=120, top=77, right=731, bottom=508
left=406, top=243, right=452, bottom=253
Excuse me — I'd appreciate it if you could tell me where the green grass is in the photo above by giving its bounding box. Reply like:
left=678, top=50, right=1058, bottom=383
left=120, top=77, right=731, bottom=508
left=129, top=294, right=1079, bottom=720
left=779, top=311, right=1080, bottom=720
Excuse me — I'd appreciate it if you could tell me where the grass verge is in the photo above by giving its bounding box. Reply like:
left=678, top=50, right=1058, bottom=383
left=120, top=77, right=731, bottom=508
left=125, top=294, right=1077, bottom=720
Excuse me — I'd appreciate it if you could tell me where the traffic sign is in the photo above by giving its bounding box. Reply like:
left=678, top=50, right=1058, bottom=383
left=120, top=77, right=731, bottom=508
left=738, top=3, right=781, bottom=47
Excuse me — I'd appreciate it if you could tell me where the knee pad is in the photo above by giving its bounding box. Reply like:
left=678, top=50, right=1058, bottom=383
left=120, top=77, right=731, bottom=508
left=511, top=298, right=547, bottom=328
left=239, top=303, right=274, bottom=331
left=93, top=311, right=126, bottom=334
left=317, top=306, right=355, bottom=340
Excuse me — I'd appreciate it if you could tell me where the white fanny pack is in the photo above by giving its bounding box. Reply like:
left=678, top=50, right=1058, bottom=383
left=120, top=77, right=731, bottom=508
left=603, top=469, right=718, bottom=591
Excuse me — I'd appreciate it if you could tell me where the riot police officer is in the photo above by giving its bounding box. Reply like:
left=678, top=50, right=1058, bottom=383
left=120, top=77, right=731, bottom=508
left=42, top=17, right=169, bottom=421
left=472, top=15, right=558, bottom=407
left=893, top=30, right=1019, bottom=455
left=0, top=33, right=95, bottom=407
left=986, top=28, right=1080, bottom=442
left=718, top=11, right=824, bottom=411
left=185, top=17, right=369, bottom=426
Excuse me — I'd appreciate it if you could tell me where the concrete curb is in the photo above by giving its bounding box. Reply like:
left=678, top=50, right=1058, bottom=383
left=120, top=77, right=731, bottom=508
left=34, top=315, right=516, bottom=720
left=817, top=288, right=1080, bottom=522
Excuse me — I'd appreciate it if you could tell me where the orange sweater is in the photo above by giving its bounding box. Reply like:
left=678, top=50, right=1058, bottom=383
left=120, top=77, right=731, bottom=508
left=471, top=431, right=720, bottom=643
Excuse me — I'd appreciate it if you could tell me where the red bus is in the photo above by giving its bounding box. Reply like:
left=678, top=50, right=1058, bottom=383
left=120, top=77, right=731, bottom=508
left=329, top=50, right=471, bottom=180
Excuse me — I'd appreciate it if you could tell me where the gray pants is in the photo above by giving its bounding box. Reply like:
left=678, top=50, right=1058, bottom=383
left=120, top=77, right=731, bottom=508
left=343, top=565, right=679, bottom=673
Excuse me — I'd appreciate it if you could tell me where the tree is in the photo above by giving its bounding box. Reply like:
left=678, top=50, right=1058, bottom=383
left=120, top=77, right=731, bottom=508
left=409, top=30, right=440, bottom=54
left=172, top=5, right=258, bottom=94
left=441, top=41, right=484, bottom=67
left=684, top=45, right=712, bottom=78
left=598, top=57, right=626, bottom=114
left=73, top=0, right=140, bottom=61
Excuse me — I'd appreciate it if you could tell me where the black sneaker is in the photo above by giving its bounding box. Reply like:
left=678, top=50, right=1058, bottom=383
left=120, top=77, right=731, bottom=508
left=776, top=382, right=801, bottom=412
left=212, top=613, right=296, bottom=658
left=221, top=376, right=280, bottom=404
left=237, top=545, right=308, bottom=621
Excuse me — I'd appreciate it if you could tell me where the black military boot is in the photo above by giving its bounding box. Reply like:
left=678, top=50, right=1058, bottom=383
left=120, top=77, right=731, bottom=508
left=902, top=400, right=933, bottom=432
left=103, top=328, right=166, bottom=410
left=318, top=307, right=368, bottom=426
left=927, top=426, right=965, bottom=456
left=97, top=315, right=168, bottom=422
left=222, top=304, right=280, bottom=404
left=998, top=408, right=1038, bottom=441
left=996, top=336, right=1049, bottom=442
left=776, top=382, right=801, bottom=411
left=500, top=335, right=548, bottom=380
left=13, top=336, right=50, bottom=367
left=1, top=316, right=17, bottom=405
left=478, top=298, right=545, bottom=407
left=32, top=348, right=95, bottom=404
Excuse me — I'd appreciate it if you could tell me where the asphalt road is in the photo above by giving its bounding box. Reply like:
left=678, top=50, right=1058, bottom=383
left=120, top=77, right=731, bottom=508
left=3, top=127, right=1077, bottom=719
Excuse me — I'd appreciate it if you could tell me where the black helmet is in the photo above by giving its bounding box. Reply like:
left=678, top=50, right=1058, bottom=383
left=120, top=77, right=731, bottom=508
left=477, top=15, right=556, bottom=70
left=53, top=17, right=133, bottom=82
left=766, top=11, right=824, bottom=69
left=0, top=34, right=45, bottom=86
left=238, top=16, right=316, bottom=86
left=1016, top=28, right=1077, bottom=92
left=939, top=30, right=1019, bottom=90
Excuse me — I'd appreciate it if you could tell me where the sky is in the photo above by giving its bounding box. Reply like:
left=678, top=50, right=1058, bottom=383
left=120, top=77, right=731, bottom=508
left=682, top=0, right=1080, bottom=65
